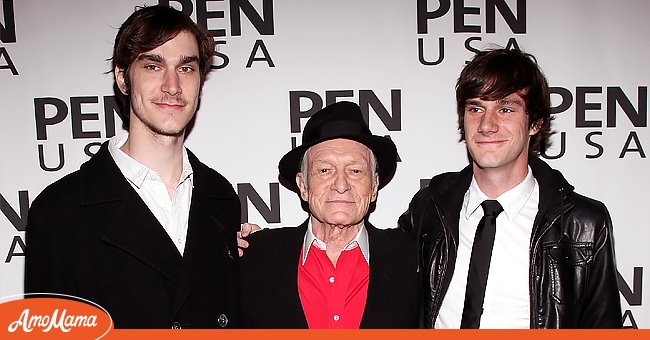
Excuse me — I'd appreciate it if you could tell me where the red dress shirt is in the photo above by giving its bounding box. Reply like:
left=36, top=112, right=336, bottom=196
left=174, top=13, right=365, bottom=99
left=298, top=243, right=370, bottom=328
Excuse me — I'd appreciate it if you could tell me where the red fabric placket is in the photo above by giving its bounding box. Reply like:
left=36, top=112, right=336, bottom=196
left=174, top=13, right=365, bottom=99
left=298, top=243, right=370, bottom=328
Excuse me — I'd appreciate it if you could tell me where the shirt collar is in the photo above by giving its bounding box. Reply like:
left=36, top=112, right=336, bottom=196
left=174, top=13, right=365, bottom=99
left=108, top=133, right=194, bottom=189
left=302, top=219, right=370, bottom=265
left=464, top=166, right=536, bottom=220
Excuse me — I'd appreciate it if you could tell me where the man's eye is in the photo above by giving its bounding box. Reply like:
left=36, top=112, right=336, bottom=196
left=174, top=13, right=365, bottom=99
left=318, top=168, right=329, bottom=174
left=144, top=64, right=159, bottom=71
left=179, top=66, right=195, bottom=73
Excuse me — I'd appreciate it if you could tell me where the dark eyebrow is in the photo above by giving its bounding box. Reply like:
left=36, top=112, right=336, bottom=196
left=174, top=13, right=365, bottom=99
left=465, top=99, right=482, bottom=106
left=137, top=54, right=164, bottom=63
left=136, top=54, right=198, bottom=65
left=180, top=55, right=199, bottom=64
left=496, top=98, right=524, bottom=106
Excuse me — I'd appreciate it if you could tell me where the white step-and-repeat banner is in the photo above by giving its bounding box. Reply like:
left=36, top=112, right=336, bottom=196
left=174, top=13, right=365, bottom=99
left=1, top=0, right=647, bottom=328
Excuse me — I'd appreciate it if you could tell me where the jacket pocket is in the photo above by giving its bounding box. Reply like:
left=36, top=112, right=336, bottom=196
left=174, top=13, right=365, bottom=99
left=544, top=241, right=593, bottom=304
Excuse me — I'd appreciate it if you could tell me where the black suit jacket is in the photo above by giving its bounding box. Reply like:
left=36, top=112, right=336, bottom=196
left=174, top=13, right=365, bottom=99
left=25, top=142, right=241, bottom=328
left=239, top=220, right=420, bottom=328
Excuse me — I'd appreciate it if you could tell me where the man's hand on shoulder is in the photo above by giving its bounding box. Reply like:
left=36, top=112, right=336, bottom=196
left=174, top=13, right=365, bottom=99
left=237, top=222, right=262, bottom=257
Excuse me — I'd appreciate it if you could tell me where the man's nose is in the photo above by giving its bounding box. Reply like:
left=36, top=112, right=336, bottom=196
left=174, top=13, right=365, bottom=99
left=478, top=110, right=499, bottom=133
left=331, top=171, right=351, bottom=193
left=161, top=69, right=182, bottom=96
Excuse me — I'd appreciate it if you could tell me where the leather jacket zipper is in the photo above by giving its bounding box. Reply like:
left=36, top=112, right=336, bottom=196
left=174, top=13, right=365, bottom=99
left=528, top=187, right=573, bottom=328
left=430, top=204, right=453, bottom=327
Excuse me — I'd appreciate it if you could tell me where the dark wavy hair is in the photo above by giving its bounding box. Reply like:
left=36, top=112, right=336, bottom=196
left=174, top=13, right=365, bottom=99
left=110, top=5, right=215, bottom=128
left=456, top=48, right=553, bottom=155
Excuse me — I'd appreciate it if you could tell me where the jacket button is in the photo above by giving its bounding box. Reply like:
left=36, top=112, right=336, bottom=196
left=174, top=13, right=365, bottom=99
left=217, top=314, right=228, bottom=327
left=171, top=321, right=182, bottom=329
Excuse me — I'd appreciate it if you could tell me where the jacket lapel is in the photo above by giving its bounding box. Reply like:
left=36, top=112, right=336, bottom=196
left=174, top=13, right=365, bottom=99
left=172, top=151, right=239, bottom=313
left=101, top=196, right=183, bottom=283
left=432, top=164, right=472, bottom=243
left=360, top=222, right=398, bottom=328
left=82, top=143, right=182, bottom=283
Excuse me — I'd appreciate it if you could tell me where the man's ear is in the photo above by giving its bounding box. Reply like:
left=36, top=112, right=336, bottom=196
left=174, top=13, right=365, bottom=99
left=529, top=118, right=543, bottom=136
left=115, top=66, right=128, bottom=95
left=370, top=173, right=379, bottom=202
left=296, top=173, right=309, bottom=201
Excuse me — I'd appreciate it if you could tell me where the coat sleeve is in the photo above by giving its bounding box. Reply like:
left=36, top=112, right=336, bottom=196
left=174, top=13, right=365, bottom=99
left=398, top=186, right=436, bottom=242
left=579, top=202, right=623, bottom=328
left=24, top=188, right=78, bottom=297
left=398, top=189, right=423, bottom=236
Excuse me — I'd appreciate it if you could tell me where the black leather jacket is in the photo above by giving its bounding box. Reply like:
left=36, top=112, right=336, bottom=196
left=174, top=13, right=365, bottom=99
left=398, top=156, right=622, bottom=328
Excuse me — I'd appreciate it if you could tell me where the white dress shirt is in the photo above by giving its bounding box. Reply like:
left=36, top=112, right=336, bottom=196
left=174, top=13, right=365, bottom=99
left=435, top=167, right=539, bottom=329
left=301, top=220, right=370, bottom=265
left=108, top=133, right=194, bottom=255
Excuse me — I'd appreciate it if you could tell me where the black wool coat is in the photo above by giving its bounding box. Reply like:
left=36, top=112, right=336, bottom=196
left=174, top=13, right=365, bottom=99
left=25, top=142, right=241, bottom=329
left=239, top=220, right=420, bottom=328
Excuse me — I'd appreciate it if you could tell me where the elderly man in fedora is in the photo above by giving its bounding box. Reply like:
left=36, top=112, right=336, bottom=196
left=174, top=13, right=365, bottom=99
left=238, top=101, right=420, bottom=328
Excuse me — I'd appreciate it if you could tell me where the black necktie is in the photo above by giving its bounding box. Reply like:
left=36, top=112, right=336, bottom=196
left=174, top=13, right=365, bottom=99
left=460, top=199, right=504, bottom=328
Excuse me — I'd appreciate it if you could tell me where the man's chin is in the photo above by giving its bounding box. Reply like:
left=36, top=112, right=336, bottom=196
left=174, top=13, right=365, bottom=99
left=324, top=217, right=365, bottom=228
left=472, top=158, right=502, bottom=170
left=148, top=123, right=187, bottom=138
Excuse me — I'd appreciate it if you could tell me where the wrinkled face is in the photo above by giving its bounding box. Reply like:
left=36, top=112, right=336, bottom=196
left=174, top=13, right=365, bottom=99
left=115, top=31, right=201, bottom=137
left=464, top=92, right=539, bottom=173
left=297, top=139, right=379, bottom=229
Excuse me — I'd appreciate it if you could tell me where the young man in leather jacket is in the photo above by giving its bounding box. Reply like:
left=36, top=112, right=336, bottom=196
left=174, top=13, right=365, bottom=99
left=399, top=48, right=623, bottom=328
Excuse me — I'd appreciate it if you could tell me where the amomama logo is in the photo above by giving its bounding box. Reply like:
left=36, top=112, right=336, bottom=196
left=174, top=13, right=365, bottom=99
left=0, top=293, right=112, bottom=339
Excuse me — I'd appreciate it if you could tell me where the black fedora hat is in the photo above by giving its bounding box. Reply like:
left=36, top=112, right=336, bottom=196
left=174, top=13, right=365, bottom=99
left=278, top=101, right=398, bottom=193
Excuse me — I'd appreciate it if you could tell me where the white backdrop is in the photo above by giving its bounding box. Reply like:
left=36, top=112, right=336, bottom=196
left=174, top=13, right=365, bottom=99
left=0, top=0, right=647, bottom=328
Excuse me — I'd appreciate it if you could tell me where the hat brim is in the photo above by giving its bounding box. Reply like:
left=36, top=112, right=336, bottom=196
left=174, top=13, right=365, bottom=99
left=278, top=135, right=398, bottom=193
